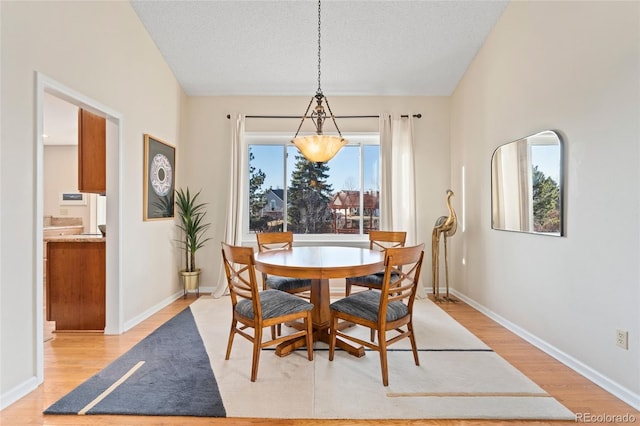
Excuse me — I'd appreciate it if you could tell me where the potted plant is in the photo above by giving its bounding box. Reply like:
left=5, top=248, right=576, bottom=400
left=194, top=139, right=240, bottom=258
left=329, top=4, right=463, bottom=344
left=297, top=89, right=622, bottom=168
left=175, top=187, right=211, bottom=296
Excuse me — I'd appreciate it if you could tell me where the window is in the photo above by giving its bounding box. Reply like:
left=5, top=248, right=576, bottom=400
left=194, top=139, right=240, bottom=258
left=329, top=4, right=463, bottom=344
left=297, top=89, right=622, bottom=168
left=246, top=133, right=380, bottom=240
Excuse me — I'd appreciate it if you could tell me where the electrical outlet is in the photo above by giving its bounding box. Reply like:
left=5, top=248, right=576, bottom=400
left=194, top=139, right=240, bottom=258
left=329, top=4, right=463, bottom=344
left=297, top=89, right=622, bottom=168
left=615, top=329, right=628, bottom=349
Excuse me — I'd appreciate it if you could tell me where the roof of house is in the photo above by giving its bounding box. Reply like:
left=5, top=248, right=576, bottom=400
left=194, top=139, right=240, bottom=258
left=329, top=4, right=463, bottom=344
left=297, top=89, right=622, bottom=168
left=329, top=191, right=379, bottom=210
left=267, top=188, right=284, bottom=201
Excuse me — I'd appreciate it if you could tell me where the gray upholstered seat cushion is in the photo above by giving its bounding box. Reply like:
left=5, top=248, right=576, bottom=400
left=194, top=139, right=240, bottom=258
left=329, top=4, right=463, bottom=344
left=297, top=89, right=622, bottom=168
left=265, top=275, right=311, bottom=292
left=346, top=270, right=400, bottom=288
left=236, top=289, right=313, bottom=320
left=330, top=290, right=408, bottom=322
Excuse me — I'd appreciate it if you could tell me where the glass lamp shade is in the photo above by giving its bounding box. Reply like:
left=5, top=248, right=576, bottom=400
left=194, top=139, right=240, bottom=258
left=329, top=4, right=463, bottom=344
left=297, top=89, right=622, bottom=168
left=291, top=134, right=347, bottom=163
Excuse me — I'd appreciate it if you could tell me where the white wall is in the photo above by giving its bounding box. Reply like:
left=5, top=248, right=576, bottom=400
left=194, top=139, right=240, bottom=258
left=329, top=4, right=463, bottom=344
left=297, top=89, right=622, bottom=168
left=183, top=96, right=451, bottom=296
left=4, top=0, right=637, bottom=413
left=450, top=1, right=640, bottom=405
left=1, top=1, right=186, bottom=406
left=43, top=145, right=91, bottom=231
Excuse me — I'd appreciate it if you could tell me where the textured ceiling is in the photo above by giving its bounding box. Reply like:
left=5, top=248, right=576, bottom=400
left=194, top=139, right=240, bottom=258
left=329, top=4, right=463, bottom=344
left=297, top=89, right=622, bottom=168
left=130, top=0, right=508, bottom=97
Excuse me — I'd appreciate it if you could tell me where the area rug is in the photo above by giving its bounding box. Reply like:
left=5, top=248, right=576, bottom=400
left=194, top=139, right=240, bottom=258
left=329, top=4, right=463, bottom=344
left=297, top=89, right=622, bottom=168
left=191, top=295, right=575, bottom=420
left=45, top=295, right=575, bottom=420
left=44, top=307, right=226, bottom=417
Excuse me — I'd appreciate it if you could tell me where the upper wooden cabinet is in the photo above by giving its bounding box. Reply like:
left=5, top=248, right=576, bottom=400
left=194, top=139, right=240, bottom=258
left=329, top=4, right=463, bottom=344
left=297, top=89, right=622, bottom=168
left=78, top=108, right=106, bottom=193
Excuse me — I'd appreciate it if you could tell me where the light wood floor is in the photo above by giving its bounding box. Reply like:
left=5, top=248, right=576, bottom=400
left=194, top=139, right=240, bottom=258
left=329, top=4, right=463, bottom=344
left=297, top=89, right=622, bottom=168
left=2, top=293, right=638, bottom=425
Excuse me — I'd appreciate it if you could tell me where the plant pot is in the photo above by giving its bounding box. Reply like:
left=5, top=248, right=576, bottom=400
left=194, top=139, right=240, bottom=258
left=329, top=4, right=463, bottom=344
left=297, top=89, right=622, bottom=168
left=180, top=269, right=201, bottom=297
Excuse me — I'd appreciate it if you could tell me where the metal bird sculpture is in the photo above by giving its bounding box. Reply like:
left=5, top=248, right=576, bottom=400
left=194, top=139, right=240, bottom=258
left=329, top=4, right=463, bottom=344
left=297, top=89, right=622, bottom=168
left=432, top=189, right=458, bottom=302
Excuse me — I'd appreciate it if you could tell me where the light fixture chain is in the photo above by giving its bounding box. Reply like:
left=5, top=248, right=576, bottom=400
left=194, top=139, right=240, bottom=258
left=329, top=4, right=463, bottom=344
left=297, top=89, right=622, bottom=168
left=291, top=0, right=347, bottom=164
left=317, top=0, right=322, bottom=94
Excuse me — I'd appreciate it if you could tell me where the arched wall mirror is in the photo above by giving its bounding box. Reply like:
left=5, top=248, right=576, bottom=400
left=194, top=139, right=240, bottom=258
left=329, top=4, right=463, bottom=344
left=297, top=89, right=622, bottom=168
left=491, top=130, right=564, bottom=236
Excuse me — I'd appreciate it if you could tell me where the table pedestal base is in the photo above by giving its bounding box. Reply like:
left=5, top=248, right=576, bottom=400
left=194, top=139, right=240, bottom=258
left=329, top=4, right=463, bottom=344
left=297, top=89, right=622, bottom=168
left=274, top=278, right=365, bottom=358
left=274, top=328, right=365, bottom=358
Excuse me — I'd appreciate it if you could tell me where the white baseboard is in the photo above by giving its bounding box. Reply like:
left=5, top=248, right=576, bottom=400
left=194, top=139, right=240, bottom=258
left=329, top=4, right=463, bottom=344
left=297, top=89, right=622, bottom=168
left=451, top=289, right=640, bottom=411
left=122, top=290, right=184, bottom=332
left=0, top=376, right=39, bottom=411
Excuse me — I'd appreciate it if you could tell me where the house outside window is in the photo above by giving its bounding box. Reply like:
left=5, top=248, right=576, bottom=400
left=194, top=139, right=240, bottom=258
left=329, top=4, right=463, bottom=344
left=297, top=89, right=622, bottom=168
left=246, top=133, right=380, bottom=241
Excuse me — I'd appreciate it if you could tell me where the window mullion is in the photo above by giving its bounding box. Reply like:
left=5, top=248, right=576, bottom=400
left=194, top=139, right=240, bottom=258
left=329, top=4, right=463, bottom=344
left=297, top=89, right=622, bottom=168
left=283, top=146, right=288, bottom=232
left=359, top=143, right=364, bottom=234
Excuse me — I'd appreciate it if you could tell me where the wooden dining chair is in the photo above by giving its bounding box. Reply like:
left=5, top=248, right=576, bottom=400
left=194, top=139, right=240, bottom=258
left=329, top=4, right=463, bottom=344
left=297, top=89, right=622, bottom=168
left=256, top=232, right=312, bottom=295
left=345, top=230, right=407, bottom=296
left=221, top=242, right=314, bottom=382
left=329, top=243, right=425, bottom=386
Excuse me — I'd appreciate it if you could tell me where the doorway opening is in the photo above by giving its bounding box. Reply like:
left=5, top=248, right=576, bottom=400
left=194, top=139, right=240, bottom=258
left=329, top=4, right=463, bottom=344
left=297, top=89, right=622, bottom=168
left=35, top=73, right=123, bottom=382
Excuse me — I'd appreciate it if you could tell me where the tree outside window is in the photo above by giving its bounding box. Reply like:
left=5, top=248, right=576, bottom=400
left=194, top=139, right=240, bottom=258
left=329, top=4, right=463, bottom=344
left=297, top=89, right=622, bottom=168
left=532, top=165, right=560, bottom=233
left=247, top=136, right=380, bottom=236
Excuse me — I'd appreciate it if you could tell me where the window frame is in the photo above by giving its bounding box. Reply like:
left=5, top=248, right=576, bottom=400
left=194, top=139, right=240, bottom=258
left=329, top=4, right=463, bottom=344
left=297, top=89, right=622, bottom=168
left=243, top=132, right=380, bottom=245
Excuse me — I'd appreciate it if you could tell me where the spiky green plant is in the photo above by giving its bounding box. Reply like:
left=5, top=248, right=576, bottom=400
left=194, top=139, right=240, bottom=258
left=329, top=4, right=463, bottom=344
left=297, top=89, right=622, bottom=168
left=175, top=188, right=211, bottom=272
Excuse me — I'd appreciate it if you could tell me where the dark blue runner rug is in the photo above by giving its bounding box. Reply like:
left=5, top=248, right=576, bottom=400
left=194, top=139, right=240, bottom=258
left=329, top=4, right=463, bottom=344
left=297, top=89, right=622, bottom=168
left=44, top=307, right=226, bottom=417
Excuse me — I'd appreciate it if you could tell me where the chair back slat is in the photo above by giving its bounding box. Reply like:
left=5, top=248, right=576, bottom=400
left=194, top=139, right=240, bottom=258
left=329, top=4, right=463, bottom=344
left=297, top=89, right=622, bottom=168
left=378, top=244, right=425, bottom=322
left=228, top=264, right=253, bottom=296
left=256, top=231, right=294, bottom=252
left=369, top=230, right=407, bottom=252
left=221, top=243, right=261, bottom=317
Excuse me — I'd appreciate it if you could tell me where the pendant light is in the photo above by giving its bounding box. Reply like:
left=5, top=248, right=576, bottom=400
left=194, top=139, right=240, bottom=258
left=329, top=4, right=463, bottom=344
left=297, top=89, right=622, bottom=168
left=291, top=0, right=347, bottom=163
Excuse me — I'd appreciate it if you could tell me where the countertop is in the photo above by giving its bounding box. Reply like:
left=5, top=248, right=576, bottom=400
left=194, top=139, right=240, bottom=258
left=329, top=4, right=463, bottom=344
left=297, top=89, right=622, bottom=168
left=44, top=234, right=105, bottom=242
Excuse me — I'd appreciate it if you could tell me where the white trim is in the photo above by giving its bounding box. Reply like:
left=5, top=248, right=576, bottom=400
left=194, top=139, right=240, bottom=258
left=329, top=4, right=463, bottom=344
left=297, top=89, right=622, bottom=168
left=35, top=79, right=45, bottom=381
left=451, top=289, right=640, bottom=410
left=122, top=291, right=184, bottom=332
left=35, top=74, right=125, bottom=389
left=0, top=377, right=39, bottom=411
left=105, top=117, right=125, bottom=335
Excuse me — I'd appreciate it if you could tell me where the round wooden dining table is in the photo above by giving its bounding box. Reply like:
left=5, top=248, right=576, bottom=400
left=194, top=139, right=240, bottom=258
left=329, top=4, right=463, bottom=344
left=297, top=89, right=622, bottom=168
left=254, top=245, right=385, bottom=357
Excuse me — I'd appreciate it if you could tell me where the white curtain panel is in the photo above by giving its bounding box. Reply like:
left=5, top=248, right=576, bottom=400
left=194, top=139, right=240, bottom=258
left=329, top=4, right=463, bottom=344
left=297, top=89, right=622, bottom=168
left=216, top=113, right=246, bottom=296
left=379, top=114, right=425, bottom=295
left=379, top=113, right=418, bottom=245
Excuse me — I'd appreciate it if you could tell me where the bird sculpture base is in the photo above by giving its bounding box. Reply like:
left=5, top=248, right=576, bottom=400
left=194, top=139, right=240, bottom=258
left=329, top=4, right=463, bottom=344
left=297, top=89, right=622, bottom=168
left=434, top=294, right=459, bottom=304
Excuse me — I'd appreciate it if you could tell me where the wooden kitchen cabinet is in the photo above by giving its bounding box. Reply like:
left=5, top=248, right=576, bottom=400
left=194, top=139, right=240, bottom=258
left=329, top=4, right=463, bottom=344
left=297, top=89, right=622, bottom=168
left=43, top=224, right=83, bottom=299
left=46, top=239, right=105, bottom=331
left=78, top=108, right=106, bottom=193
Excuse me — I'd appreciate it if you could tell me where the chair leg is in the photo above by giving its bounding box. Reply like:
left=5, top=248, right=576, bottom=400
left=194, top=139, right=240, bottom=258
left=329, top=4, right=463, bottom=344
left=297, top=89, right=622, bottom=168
left=408, top=322, right=420, bottom=366
left=378, top=329, right=389, bottom=386
left=225, top=319, right=237, bottom=360
left=305, top=312, right=313, bottom=361
left=250, top=326, right=263, bottom=382
left=345, top=280, right=352, bottom=296
left=370, top=328, right=375, bottom=342
left=270, top=325, right=276, bottom=340
left=328, top=313, right=337, bottom=361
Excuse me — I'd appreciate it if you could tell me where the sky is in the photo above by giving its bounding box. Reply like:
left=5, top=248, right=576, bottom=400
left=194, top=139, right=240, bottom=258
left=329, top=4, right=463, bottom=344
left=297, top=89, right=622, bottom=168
left=250, top=144, right=380, bottom=194
left=531, top=145, right=561, bottom=183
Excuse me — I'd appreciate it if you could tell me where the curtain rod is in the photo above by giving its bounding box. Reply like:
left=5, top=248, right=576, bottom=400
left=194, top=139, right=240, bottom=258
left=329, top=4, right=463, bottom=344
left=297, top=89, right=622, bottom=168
left=225, top=113, right=422, bottom=119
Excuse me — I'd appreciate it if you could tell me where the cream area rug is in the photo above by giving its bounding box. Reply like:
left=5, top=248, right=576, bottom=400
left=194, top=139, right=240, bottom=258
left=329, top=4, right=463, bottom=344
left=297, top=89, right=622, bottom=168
left=190, top=295, right=575, bottom=420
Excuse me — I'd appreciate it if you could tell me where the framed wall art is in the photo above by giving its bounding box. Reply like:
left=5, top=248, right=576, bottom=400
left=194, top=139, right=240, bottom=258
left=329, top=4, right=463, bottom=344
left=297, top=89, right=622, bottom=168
left=143, top=134, right=176, bottom=220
